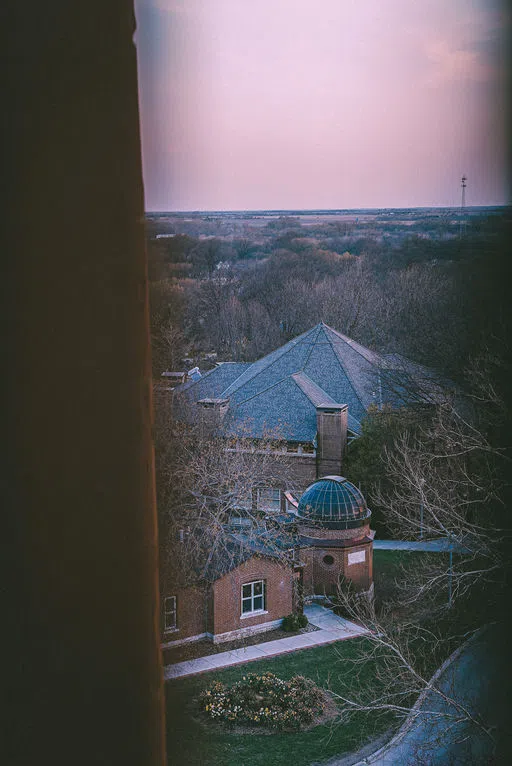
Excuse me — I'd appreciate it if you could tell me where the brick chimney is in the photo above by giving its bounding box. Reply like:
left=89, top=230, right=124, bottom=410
left=316, top=404, right=348, bottom=477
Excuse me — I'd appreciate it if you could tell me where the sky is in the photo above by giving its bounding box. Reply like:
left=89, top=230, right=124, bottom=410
left=134, top=0, right=510, bottom=211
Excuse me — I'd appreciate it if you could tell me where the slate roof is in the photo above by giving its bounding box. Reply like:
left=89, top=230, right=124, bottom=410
left=175, top=323, right=447, bottom=442
left=178, top=361, right=251, bottom=401
left=201, top=531, right=290, bottom=581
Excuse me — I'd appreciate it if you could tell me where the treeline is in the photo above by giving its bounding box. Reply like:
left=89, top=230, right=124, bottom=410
left=148, top=210, right=511, bottom=386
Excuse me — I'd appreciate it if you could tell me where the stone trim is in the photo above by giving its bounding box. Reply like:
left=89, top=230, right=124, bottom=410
left=160, top=632, right=208, bottom=650
left=211, top=618, right=283, bottom=644
left=240, top=609, right=268, bottom=620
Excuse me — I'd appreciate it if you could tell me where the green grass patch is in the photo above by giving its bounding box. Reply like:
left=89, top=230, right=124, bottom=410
left=165, top=640, right=397, bottom=766
left=373, top=549, right=451, bottom=609
left=373, top=549, right=497, bottom=673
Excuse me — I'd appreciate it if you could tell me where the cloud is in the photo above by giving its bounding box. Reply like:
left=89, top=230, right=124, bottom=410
left=424, top=39, right=496, bottom=85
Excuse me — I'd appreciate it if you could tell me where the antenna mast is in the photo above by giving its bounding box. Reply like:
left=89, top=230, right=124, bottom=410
left=459, top=175, right=467, bottom=238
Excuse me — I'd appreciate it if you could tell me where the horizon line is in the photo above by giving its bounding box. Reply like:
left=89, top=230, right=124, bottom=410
left=145, top=204, right=509, bottom=215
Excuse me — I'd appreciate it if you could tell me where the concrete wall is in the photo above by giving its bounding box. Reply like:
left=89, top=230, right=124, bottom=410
left=300, top=523, right=371, bottom=540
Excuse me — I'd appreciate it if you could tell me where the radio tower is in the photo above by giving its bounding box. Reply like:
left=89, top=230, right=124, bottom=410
left=459, top=175, right=467, bottom=238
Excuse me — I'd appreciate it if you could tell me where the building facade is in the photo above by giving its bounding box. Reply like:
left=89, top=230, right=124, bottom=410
left=297, top=476, right=374, bottom=597
left=160, top=553, right=296, bottom=647
left=160, top=323, right=441, bottom=647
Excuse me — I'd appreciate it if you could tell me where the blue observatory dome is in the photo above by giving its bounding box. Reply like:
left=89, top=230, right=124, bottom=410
left=297, top=476, right=371, bottom=529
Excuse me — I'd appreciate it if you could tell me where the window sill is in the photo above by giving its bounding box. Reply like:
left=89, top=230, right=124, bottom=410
left=240, top=610, right=268, bottom=620
left=164, top=627, right=179, bottom=634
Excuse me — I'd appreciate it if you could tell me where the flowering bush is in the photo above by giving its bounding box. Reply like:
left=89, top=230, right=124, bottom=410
left=199, top=672, right=326, bottom=730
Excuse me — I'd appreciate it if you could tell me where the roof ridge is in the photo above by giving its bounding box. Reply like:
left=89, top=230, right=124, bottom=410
left=214, top=361, right=253, bottom=396
left=319, top=325, right=369, bottom=413
left=232, top=372, right=311, bottom=409
left=219, top=324, right=321, bottom=398
left=291, top=371, right=338, bottom=406
left=323, top=324, right=382, bottom=365
left=297, top=323, right=323, bottom=372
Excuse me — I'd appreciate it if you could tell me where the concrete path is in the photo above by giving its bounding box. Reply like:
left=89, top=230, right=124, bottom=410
left=374, top=539, right=469, bottom=553
left=164, top=604, right=369, bottom=681
left=349, top=624, right=506, bottom=766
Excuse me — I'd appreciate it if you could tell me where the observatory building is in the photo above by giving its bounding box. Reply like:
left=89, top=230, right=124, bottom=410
left=297, top=476, right=374, bottom=598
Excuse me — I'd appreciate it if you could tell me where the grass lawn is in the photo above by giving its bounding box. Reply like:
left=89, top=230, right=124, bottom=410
left=372, top=549, right=497, bottom=671
left=165, top=639, right=398, bottom=766
left=372, top=549, right=446, bottom=607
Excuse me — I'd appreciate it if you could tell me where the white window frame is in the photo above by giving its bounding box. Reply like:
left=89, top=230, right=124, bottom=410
left=257, top=487, right=281, bottom=511
left=241, top=580, right=266, bottom=616
left=164, top=595, right=177, bottom=632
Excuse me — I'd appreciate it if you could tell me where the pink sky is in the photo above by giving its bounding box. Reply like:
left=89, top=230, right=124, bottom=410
left=134, top=0, right=510, bottom=211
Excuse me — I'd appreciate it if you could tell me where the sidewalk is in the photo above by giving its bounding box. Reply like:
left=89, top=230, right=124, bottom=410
left=164, top=603, right=369, bottom=681
left=374, top=539, right=469, bottom=553
left=350, top=625, right=500, bottom=765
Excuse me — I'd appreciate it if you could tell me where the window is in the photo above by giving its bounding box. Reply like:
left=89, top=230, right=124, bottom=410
left=323, top=555, right=334, bottom=566
left=257, top=488, right=281, bottom=511
left=241, top=580, right=265, bottom=615
left=164, top=596, right=177, bottom=631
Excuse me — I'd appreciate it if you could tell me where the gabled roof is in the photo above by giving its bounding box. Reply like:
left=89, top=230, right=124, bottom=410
left=175, top=323, right=448, bottom=441
left=201, top=531, right=290, bottom=581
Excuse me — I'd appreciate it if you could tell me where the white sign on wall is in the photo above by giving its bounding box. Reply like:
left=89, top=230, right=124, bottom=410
left=348, top=550, right=366, bottom=565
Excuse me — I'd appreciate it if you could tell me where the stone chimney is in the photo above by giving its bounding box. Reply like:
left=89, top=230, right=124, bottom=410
left=315, top=404, right=348, bottom=477
left=197, top=398, right=229, bottom=430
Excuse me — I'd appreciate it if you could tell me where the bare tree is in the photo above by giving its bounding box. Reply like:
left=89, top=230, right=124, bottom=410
left=327, top=360, right=509, bottom=758
left=330, top=584, right=497, bottom=756
left=154, top=394, right=298, bottom=588
left=151, top=319, right=185, bottom=374
left=371, top=400, right=508, bottom=608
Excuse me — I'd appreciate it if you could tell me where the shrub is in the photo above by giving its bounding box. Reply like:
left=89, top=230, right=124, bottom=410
left=297, top=613, right=308, bottom=629
left=282, top=612, right=308, bottom=632
left=199, top=672, right=326, bottom=731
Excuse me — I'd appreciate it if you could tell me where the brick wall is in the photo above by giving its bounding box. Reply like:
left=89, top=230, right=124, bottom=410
left=272, top=454, right=318, bottom=487
left=212, top=557, right=293, bottom=638
left=341, top=542, right=373, bottom=591
left=160, top=584, right=206, bottom=645
left=302, top=541, right=373, bottom=595
left=316, top=406, right=348, bottom=477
